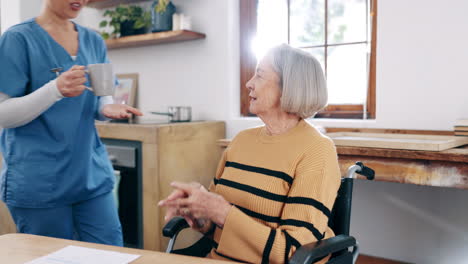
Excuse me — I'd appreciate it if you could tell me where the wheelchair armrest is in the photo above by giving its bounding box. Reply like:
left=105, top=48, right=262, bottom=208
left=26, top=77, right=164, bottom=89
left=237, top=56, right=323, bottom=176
left=162, top=216, right=190, bottom=238
left=289, top=235, right=357, bottom=264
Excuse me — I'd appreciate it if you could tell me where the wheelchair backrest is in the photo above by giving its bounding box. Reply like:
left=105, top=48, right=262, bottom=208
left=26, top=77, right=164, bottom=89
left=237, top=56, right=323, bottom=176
left=328, top=178, right=354, bottom=236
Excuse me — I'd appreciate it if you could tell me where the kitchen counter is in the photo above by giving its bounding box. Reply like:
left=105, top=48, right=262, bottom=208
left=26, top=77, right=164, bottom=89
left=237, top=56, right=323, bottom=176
left=217, top=137, right=468, bottom=190
left=97, top=121, right=226, bottom=251
left=0, top=121, right=226, bottom=247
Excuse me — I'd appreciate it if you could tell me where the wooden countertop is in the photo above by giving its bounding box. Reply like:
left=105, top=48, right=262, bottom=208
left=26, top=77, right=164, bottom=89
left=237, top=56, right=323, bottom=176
left=96, top=121, right=222, bottom=144
left=334, top=145, right=467, bottom=163
left=216, top=130, right=468, bottom=190
left=217, top=139, right=468, bottom=163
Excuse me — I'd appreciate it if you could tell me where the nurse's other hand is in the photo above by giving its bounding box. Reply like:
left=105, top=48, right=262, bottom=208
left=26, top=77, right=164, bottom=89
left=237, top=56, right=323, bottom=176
left=102, top=104, right=143, bottom=119
left=57, top=65, right=87, bottom=97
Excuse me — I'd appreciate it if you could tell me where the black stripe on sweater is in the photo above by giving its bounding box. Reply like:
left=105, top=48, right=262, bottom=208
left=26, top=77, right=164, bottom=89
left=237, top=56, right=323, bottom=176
left=262, top=230, right=277, bottom=264
left=236, top=205, right=281, bottom=223
left=218, top=178, right=286, bottom=202
left=235, top=205, right=324, bottom=242
left=282, top=230, right=292, bottom=264
left=213, top=250, right=244, bottom=262
left=219, top=179, right=332, bottom=219
left=225, top=161, right=294, bottom=185
left=284, top=230, right=301, bottom=249
left=281, top=219, right=324, bottom=241
left=286, top=197, right=331, bottom=218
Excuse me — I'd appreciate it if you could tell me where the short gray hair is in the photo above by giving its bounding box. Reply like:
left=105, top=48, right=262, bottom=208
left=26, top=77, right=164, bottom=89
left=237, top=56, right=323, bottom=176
left=270, top=44, right=328, bottom=119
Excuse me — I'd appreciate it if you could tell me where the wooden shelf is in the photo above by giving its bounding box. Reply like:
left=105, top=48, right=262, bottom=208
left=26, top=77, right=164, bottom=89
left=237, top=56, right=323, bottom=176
left=87, top=0, right=150, bottom=9
left=105, top=30, right=206, bottom=50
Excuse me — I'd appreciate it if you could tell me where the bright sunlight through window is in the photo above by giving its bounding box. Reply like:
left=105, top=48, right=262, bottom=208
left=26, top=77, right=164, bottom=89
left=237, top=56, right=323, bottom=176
left=254, top=0, right=371, bottom=105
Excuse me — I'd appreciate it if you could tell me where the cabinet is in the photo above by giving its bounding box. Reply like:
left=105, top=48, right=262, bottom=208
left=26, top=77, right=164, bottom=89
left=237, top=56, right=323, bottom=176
left=96, top=121, right=226, bottom=251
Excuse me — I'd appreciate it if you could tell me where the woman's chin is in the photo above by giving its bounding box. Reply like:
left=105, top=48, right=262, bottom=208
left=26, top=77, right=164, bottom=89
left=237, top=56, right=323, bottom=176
left=248, top=107, right=258, bottom=115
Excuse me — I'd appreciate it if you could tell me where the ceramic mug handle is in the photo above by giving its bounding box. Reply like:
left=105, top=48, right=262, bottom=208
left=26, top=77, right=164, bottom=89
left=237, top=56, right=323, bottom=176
left=83, top=69, right=94, bottom=92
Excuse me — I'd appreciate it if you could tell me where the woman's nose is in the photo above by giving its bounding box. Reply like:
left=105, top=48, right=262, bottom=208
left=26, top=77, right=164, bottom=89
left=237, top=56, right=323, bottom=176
left=246, top=77, right=254, bottom=91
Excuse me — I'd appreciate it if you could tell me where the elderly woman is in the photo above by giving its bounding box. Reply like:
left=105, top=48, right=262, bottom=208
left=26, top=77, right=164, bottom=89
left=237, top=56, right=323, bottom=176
left=159, top=44, right=341, bottom=263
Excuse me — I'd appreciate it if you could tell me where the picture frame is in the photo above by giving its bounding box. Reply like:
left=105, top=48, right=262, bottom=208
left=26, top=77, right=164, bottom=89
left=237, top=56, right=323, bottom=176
left=115, top=73, right=138, bottom=108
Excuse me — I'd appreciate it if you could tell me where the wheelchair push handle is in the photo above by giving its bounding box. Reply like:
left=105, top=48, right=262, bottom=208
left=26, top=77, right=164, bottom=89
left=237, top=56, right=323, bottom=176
left=346, top=162, right=375, bottom=180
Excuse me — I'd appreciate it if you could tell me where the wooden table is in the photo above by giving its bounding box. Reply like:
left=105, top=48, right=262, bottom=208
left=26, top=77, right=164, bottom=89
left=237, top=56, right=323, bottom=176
left=0, top=233, right=233, bottom=264
left=217, top=138, right=468, bottom=190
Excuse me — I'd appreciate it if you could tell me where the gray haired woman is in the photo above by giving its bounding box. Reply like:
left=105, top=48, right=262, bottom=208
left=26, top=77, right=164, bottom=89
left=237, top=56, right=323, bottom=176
left=159, top=44, right=341, bottom=264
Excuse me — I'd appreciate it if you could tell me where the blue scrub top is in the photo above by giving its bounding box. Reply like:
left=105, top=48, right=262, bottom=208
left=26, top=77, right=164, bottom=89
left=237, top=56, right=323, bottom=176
left=0, top=19, right=115, bottom=208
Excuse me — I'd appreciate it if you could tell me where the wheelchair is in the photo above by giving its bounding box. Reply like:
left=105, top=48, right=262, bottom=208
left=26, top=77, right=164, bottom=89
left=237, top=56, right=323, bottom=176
left=162, top=162, right=375, bottom=264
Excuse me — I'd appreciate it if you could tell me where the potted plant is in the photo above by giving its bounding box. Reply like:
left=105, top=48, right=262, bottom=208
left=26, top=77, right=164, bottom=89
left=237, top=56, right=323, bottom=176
left=151, top=0, right=176, bottom=32
left=99, top=5, right=151, bottom=39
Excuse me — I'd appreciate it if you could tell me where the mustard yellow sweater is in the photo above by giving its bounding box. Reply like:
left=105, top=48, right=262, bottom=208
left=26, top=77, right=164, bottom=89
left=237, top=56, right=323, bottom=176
left=208, top=119, right=341, bottom=264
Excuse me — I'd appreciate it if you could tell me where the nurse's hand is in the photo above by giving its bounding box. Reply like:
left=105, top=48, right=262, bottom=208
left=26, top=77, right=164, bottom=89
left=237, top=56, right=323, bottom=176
left=101, top=104, right=143, bottom=119
left=57, top=65, right=87, bottom=97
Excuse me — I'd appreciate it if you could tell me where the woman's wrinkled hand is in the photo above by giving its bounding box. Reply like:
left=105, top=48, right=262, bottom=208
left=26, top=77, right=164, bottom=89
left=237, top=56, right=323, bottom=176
left=159, top=182, right=214, bottom=233
left=159, top=181, right=232, bottom=228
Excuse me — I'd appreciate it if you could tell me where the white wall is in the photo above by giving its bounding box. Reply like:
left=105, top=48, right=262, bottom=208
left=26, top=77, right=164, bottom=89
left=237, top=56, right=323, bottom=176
left=0, top=0, right=42, bottom=33
left=0, top=0, right=20, bottom=34
left=2, top=0, right=468, bottom=263
left=79, top=0, right=239, bottom=125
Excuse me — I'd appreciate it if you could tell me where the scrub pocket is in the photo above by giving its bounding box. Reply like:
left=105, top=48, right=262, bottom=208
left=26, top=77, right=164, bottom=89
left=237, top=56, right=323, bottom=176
left=91, top=145, right=114, bottom=183
left=10, top=159, right=58, bottom=205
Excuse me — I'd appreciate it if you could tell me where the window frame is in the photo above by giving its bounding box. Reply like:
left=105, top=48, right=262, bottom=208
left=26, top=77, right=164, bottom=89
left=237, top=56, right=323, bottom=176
left=239, top=0, right=377, bottom=119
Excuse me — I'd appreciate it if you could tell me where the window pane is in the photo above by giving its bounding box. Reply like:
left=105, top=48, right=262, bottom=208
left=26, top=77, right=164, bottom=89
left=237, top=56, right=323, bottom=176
left=327, top=44, right=368, bottom=104
left=255, top=0, right=288, bottom=59
left=328, top=0, right=367, bottom=44
left=290, top=0, right=325, bottom=47
left=302, top=47, right=325, bottom=75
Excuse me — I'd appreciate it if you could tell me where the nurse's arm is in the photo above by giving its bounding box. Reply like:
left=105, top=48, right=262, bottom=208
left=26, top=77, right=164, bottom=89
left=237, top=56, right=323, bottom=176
left=0, top=80, right=63, bottom=129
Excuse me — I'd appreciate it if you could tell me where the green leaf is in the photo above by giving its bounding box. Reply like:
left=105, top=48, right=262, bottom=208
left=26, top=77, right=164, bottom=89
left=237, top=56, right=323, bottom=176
left=134, top=20, right=144, bottom=29
left=101, top=32, right=110, bottom=40
left=101, top=4, right=153, bottom=36
left=155, top=0, right=169, bottom=14
left=99, top=20, right=108, bottom=28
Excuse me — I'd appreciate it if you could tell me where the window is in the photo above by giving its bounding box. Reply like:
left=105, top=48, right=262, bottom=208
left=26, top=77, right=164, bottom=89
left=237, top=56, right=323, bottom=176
left=239, top=0, right=377, bottom=119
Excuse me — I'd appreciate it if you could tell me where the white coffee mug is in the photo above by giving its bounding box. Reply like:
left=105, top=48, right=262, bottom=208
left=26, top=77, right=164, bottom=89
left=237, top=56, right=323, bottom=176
left=86, top=63, right=115, bottom=96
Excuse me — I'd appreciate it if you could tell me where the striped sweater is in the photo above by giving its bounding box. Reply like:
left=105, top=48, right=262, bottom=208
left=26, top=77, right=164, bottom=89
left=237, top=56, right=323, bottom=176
left=208, top=119, right=341, bottom=264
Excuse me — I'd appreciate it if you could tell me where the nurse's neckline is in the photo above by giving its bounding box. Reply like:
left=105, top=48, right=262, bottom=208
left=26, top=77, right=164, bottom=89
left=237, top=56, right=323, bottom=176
left=32, top=17, right=82, bottom=58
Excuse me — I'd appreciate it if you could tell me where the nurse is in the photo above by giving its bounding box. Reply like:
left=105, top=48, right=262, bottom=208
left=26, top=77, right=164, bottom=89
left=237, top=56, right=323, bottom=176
left=0, top=0, right=142, bottom=246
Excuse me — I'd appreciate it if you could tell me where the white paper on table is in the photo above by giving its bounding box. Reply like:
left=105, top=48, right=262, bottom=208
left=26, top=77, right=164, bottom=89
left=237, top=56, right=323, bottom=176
left=25, top=245, right=140, bottom=264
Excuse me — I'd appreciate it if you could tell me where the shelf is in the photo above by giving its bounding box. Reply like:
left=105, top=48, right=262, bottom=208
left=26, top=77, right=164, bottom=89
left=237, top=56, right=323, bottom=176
left=105, top=30, right=206, bottom=50
left=87, top=0, right=150, bottom=9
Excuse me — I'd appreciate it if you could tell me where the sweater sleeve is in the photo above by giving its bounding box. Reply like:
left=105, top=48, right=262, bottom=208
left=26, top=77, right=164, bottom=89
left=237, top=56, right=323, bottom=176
left=208, top=149, right=228, bottom=192
left=215, top=139, right=341, bottom=264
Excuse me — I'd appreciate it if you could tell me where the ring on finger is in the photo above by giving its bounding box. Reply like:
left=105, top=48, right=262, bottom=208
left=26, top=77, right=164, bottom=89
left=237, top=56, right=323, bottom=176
left=182, top=208, right=190, bottom=215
